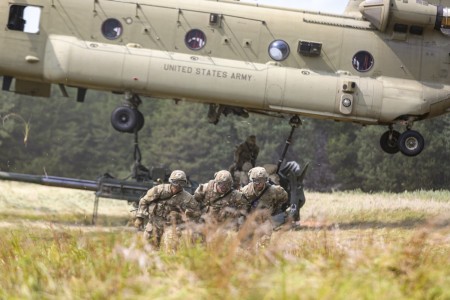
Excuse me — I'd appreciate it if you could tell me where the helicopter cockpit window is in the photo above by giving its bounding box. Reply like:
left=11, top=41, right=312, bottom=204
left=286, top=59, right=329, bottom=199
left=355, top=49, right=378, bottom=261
left=268, top=40, right=290, bottom=61
left=101, top=18, right=123, bottom=40
left=352, top=51, right=374, bottom=72
left=185, top=29, right=206, bottom=50
left=7, top=5, right=41, bottom=34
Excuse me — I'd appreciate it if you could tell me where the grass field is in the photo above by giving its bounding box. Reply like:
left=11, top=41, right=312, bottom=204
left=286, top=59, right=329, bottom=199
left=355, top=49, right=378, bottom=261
left=0, top=181, right=449, bottom=299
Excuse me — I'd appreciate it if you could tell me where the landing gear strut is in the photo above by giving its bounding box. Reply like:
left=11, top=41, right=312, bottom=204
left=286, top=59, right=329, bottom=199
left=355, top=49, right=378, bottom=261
left=111, top=92, right=145, bottom=133
left=380, top=123, right=425, bottom=156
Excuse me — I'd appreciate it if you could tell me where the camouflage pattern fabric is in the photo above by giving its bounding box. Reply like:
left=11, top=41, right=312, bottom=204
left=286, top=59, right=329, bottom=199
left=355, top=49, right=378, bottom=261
left=137, top=183, right=199, bottom=247
left=240, top=182, right=288, bottom=248
left=233, top=135, right=259, bottom=171
left=194, top=180, right=248, bottom=224
left=241, top=182, right=288, bottom=215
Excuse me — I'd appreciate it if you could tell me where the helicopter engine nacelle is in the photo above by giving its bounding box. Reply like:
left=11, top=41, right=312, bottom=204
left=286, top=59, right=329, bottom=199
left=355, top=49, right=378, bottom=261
left=359, top=0, right=449, bottom=34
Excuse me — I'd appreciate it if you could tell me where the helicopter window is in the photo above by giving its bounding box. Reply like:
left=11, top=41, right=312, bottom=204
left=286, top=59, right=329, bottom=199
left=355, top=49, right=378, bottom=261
left=352, top=51, right=374, bottom=72
left=410, top=25, right=424, bottom=35
left=268, top=40, right=290, bottom=61
left=394, top=23, right=408, bottom=33
left=7, top=5, right=41, bottom=34
left=298, top=41, right=322, bottom=57
left=185, top=29, right=206, bottom=50
left=101, top=18, right=123, bottom=40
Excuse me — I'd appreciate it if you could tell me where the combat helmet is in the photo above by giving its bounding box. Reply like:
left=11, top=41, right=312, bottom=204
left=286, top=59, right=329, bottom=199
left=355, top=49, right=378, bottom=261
left=246, top=135, right=256, bottom=145
left=248, top=167, right=268, bottom=183
left=169, top=170, right=187, bottom=187
left=214, top=170, right=233, bottom=192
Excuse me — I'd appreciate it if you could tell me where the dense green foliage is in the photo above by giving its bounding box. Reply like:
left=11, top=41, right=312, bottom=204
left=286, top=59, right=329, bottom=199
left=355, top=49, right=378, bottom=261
left=1, top=89, right=449, bottom=191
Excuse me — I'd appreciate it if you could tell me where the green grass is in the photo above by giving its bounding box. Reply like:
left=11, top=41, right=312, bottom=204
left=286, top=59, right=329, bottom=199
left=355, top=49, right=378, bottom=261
left=0, top=182, right=449, bottom=299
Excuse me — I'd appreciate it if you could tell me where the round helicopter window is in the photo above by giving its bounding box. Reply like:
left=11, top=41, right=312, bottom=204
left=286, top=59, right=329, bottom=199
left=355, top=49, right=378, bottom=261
left=352, top=51, right=374, bottom=72
left=268, top=40, right=290, bottom=61
left=185, top=29, right=206, bottom=50
left=101, top=18, right=123, bottom=40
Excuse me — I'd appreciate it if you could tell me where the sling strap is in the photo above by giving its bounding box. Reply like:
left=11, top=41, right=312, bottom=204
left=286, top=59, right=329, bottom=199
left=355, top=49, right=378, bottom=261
left=250, top=185, right=270, bottom=209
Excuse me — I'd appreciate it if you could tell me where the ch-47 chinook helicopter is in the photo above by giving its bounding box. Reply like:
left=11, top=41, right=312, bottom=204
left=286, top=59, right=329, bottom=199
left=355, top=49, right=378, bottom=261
left=0, top=0, right=449, bottom=157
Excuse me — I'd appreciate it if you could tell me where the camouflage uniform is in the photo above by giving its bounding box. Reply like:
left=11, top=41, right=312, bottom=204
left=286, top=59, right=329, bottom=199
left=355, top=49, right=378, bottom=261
left=240, top=167, right=288, bottom=248
left=194, top=170, right=248, bottom=226
left=135, top=170, right=199, bottom=248
left=233, top=135, right=259, bottom=171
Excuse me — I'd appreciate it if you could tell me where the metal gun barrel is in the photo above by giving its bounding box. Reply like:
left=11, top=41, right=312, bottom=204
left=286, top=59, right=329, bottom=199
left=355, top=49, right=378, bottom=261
left=0, top=171, right=98, bottom=191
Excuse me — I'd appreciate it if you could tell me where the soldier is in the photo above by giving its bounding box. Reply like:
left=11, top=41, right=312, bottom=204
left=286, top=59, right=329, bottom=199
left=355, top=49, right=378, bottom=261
left=232, top=135, right=259, bottom=172
left=134, top=170, right=199, bottom=248
left=240, top=166, right=288, bottom=248
left=194, top=170, right=248, bottom=228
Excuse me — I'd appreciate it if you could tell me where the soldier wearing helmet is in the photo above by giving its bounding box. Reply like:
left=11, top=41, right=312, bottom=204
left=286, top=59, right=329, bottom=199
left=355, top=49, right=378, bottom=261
left=134, top=170, right=199, bottom=248
left=241, top=167, right=288, bottom=213
left=232, top=135, right=259, bottom=172
left=230, top=135, right=259, bottom=188
left=194, top=170, right=248, bottom=225
left=240, top=166, right=288, bottom=248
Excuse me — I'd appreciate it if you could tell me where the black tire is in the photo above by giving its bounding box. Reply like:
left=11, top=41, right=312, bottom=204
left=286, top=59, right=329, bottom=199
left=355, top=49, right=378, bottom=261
left=110, top=106, right=138, bottom=133
left=135, top=110, right=145, bottom=132
left=398, top=130, right=425, bottom=157
left=379, top=130, right=400, bottom=154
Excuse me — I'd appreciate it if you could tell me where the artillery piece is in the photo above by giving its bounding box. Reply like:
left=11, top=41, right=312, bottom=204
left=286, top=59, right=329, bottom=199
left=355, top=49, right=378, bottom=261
left=0, top=169, right=197, bottom=224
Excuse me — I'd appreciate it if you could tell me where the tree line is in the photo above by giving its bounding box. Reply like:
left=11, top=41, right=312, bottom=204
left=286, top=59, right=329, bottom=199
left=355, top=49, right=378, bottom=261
left=1, top=89, right=449, bottom=192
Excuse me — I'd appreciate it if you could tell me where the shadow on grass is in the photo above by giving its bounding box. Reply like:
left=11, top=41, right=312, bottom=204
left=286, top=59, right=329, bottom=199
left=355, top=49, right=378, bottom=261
left=297, top=216, right=450, bottom=231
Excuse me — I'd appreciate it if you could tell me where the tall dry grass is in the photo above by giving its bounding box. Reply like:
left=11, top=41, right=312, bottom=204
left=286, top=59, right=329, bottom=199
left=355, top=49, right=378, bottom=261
left=0, top=181, right=449, bottom=299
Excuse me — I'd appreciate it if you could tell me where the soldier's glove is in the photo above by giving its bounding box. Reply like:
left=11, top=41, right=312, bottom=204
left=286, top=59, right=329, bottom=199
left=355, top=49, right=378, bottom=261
left=134, top=217, right=144, bottom=230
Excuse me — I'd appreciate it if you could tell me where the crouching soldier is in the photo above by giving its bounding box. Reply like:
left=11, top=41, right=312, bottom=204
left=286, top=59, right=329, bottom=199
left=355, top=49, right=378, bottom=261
left=134, top=170, right=199, bottom=248
left=194, top=170, right=248, bottom=230
left=240, top=167, right=288, bottom=248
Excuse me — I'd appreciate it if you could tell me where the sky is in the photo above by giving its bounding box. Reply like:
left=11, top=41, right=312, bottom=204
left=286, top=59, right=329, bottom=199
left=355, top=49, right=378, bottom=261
left=239, top=0, right=349, bottom=14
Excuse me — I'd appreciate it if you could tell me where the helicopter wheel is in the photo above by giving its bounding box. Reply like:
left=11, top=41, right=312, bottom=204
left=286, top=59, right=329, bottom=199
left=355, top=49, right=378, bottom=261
left=379, top=130, right=400, bottom=154
left=111, top=106, right=139, bottom=133
left=135, top=110, right=145, bottom=132
left=398, top=130, right=425, bottom=157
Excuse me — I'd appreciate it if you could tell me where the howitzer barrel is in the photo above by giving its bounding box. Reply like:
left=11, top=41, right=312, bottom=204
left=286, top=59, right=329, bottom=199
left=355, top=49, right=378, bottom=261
left=0, top=171, right=98, bottom=191
left=0, top=171, right=156, bottom=203
left=0, top=171, right=157, bottom=224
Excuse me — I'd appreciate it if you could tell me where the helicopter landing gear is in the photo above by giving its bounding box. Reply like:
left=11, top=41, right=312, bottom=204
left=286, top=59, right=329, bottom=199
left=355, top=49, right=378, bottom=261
left=380, top=124, right=425, bottom=156
left=111, top=92, right=145, bottom=133
left=379, top=125, right=400, bottom=154
left=398, top=130, right=425, bottom=157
